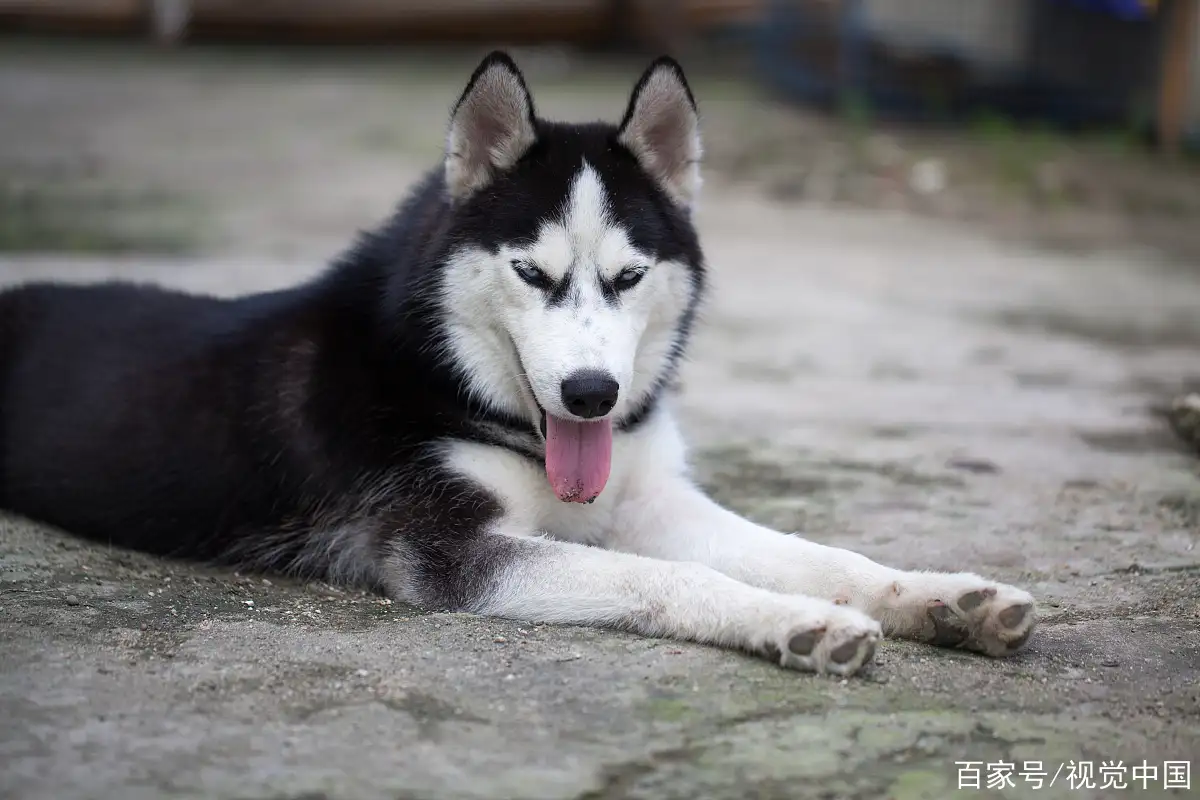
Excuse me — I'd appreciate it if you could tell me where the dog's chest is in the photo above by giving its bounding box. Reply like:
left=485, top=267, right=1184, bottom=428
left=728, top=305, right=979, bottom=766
left=440, top=435, right=653, bottom=544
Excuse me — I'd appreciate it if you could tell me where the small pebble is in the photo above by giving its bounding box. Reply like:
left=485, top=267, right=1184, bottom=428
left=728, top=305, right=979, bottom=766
left=64, top=595, right=80, bottom=606
left=1101, top=659, right=1119, bottom=667
left=493, top=636, right=507, bottom=643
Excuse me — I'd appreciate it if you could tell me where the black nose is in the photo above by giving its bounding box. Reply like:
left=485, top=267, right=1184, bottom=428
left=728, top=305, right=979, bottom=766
left=560, top=370, right=619, bottom=420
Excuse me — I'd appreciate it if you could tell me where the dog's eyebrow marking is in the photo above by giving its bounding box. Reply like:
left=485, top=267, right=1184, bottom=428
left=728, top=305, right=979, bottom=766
left=598, top=273, right=620, bottom=307
left=546, top=268, right=575, bottom=308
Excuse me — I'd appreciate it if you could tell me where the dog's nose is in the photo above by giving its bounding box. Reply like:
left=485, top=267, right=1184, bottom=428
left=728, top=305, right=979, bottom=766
left=560, top=370, right=619, bottom=419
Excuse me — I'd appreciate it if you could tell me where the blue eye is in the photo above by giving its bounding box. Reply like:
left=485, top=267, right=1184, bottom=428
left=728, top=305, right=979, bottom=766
left=613, top=266, right=646, bottom=291
left=511, top=260, right=552, bottom=290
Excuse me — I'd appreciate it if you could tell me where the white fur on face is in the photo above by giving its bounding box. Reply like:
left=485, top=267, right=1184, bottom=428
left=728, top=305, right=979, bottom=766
left=439, top=161, right=694, bottom=424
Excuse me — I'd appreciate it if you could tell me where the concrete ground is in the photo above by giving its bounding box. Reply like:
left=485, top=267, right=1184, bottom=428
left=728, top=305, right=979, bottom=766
left=1, top=43, right=1198, bottom=800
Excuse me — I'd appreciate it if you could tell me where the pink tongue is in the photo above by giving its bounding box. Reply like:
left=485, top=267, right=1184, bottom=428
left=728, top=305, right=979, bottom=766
left=544, top=415, right=613, bottom=503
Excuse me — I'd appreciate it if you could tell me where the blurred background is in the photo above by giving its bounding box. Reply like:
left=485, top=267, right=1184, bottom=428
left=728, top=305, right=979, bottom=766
left=1, top=0, right=1200, bottom=266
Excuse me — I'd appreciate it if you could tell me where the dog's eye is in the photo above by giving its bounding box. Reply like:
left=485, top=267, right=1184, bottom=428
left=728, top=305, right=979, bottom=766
left=613, top=266, right=647, bottom=292
left=510, top=260, right=552, bottom=290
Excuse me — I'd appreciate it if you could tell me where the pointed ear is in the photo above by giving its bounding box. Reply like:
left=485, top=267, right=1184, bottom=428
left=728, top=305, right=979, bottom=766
left=617, top=57, right=702, bottom=209
left=445, top=51, right=537, bottom=200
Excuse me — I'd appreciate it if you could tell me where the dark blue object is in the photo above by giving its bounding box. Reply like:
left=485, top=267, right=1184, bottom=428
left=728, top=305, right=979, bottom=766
left=1051, top=0, right=1155, bottom=21
left=754, top=0, right=1162, bottom=129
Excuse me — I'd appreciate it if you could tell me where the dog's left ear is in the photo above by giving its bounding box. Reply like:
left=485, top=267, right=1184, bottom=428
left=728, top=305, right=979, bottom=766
left=618, top=57, right=702, bottom=209
left=446, top=51, right=538, bottom=200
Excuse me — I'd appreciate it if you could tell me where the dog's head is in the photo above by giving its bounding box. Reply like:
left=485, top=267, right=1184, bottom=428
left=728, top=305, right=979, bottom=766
left=436, top=52, right=706, bottom=503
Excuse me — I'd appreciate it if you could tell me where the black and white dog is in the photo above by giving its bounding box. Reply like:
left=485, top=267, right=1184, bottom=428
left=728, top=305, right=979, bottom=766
left=0, top=53, right=1035, bottom=675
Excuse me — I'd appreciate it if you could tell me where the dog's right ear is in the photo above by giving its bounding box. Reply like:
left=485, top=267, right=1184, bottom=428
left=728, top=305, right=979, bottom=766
left=445, top=52, right=538, bottom=201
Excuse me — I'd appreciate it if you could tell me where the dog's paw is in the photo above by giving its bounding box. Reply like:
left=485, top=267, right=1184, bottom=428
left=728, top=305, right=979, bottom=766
left=879, top=573, right=1035, bottom=657
left=761, top=603, right=882, bottom=676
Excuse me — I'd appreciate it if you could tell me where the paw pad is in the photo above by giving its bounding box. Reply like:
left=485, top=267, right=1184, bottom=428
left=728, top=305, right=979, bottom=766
left=1006, top=629, right=1032, bottom=652
left=998, top=602, right=1032, bottom=629
left=928, top=600, right=969, bottom=646
left=788, top=628, right=824, bottom=656
left=957, top=588, right=995, bottom=612
left=830, top=633, right=874, bottom=665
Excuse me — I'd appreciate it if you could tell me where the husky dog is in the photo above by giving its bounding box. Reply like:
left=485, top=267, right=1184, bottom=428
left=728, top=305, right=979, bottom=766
left=0, top=53, right=1035, bottom=675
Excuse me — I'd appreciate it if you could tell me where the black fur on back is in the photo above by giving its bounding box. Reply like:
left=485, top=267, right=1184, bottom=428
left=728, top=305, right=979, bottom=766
left=0, top=55, right=706, bottom=606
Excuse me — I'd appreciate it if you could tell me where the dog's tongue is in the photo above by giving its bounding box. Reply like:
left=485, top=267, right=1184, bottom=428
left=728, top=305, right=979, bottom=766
left=545, top=415, right=613, bottom=503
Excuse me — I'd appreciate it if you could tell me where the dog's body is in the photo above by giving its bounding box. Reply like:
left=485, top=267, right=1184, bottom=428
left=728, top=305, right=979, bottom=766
left=0, top=54, right=1034, bottom=674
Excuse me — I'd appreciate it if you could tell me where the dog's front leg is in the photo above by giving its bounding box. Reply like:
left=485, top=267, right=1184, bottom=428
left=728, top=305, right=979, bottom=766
left=385, top=531, right=880, bottom=675
left=608, top=474, right=1035, bottom=657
